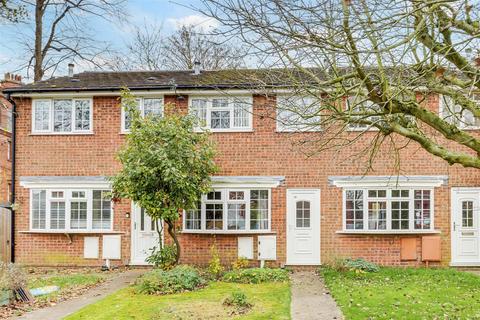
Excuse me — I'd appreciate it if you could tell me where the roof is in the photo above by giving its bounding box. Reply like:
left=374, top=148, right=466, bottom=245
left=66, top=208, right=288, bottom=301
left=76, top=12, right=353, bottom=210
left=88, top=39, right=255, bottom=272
left=4, top=69, right=327, bottom=94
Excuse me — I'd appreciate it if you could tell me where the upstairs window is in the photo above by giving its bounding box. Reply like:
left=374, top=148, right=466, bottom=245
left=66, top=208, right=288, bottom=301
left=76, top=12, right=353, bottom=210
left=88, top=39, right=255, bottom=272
left=32, top=99, right=92, bottom=134
left=343, top=188, right=433, bottom=232
left=440, top=95, right=480, bottom=129
left=189, top=96, right=253, bottom=131
left=122, top=97, right=164, bottom=132
left=276, top=96, right=321, bottom=132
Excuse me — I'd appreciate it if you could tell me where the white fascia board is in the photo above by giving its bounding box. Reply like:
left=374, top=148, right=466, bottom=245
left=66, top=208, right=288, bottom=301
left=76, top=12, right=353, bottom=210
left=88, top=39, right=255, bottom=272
left=20, top=176, right=111, bottom=189
left=211, top=176, right=285, bottom=188
left=328, top=175, right=448, bottom=188
left=10, top=89, right=296, bottom=99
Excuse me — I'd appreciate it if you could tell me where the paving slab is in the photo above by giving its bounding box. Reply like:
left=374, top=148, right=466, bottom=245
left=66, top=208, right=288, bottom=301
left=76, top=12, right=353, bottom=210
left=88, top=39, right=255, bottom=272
left=14, top=269, right=145, bottom=320
left=291, top=271, right=343, bottom=320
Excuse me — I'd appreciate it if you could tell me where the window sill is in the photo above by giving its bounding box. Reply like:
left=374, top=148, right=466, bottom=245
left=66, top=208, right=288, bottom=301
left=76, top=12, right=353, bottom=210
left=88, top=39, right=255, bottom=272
left=29, top=132, right=94, bottom=136
left=336, top=230, right=441, bottom=235
left=180, top=230, right=275, bottom=235
left=194, top=128, right=254, bottom=133
left=20, top=230, right=124, bottom=234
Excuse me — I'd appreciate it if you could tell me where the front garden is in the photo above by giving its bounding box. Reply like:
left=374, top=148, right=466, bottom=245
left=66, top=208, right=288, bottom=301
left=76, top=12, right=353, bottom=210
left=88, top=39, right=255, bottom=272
left=322, top=259, right=480, bottom=320
left=65, top=262, right=290, bottom=320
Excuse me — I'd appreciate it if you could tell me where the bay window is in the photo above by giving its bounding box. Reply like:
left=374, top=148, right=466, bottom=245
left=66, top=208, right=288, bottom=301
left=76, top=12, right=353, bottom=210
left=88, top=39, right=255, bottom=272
left=32, top=99, right=92, bottom=134
left=183, top=189, right=270, bottom=233
left=343, top=188, right=433, bottom=232
left=30, top=189, right=112, bottom=232
left=189, top=96, right=253, bottom=131
left=122, top=97, right=164, bottom=132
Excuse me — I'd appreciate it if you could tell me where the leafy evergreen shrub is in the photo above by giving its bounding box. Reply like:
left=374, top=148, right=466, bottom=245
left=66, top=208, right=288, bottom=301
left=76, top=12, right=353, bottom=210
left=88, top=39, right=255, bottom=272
left=208, top=242, right=224, bottom=279
left=343, top=258, right=380, bottom=273
left=145, top=245, right=177, bottom=270
left=136, top=265, right=206, bottom=295
left=222, top=268, right=289, bottom=284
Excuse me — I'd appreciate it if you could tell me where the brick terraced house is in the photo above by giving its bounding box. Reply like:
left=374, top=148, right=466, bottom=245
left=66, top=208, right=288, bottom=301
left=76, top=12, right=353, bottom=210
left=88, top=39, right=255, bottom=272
left=3, top=67, right=480, bottom=267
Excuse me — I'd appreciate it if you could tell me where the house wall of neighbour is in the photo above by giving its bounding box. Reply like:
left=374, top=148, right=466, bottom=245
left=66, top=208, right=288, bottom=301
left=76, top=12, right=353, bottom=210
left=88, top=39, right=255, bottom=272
left=12, top=92, right=480, bottom=267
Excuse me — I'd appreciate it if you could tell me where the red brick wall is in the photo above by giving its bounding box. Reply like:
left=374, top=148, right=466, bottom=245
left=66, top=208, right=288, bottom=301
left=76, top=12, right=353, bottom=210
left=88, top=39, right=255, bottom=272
left=12, top=92, right=480, bottom=267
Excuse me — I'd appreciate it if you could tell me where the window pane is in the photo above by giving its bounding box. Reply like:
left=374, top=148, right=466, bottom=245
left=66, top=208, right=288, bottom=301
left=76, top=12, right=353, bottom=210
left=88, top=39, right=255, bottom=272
left=211, top=111, right=230, bottom=129
left=391, top=201, right=409, bottom=230
left=346, top=97, right=383, bottom=129
left=54, top=100, right=72, bottom=132
left=34, top=101, right=50, bottom=131
left=70, top=201, right=87, bottom=229
left=92, top=190, right=111, bottom=229
left=207, top=191, right=222, bottom=200
left=32, top=190, right=46, bottom=229
left=296, top=201, right=311, bottom=228
left=74, top=100, right=91, bottom=131
left=212, top=99, right=228, bottom=108
left=143, top=98, right=163, bottom=118
left=50, top=201, right=66, bottom=229
left=462, top=201, right=474, bottom=228
left=206, top=203, right=223, bottom=230
left=345, top=190, right=363, bottom=230
left=414, top=190, right=431, bottom=229
left=191, top=99, right=207, bottom=126
left=185, top=201, right=201, bottom=230
left=227, top=203, right=246, bottom=230
left=229, top=191, right=244, bottom=200
left=233, top=99, right=250, bottom=128
left=250, top=190, right=269, bottom=230
left=368, top=201, right=387, bottom=230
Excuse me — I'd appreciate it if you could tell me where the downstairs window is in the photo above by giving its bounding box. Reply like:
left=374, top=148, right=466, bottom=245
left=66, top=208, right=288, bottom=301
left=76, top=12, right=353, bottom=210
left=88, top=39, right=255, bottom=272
left=30, top=189, right=112, bottom=232
left=344, top=188, right=433, bottom=232
left=183, top=189, right=270, bottom=233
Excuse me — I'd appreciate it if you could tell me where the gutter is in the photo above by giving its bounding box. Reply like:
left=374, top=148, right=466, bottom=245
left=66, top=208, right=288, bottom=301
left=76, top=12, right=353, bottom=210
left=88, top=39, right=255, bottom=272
left=5, top=93, right=16, bottom=263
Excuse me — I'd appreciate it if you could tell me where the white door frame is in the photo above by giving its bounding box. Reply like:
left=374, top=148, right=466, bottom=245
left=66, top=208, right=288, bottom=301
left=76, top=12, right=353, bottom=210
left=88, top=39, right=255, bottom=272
left=451, top=187, right=480, bottom=266
left=286, top=188, right=321, bottom=265
left=130, top=203, right=163, bottom=265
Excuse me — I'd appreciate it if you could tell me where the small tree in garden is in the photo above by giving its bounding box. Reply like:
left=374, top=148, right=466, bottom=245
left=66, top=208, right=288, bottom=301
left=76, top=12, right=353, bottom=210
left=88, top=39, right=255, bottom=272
left=111, top=89, right=217, bottom=264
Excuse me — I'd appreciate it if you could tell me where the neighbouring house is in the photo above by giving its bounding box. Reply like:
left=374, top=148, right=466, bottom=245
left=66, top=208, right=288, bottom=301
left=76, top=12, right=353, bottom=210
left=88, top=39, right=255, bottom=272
left=0, top=73, right=21, bottom=262
left=3, top=66, right=479, bottom=268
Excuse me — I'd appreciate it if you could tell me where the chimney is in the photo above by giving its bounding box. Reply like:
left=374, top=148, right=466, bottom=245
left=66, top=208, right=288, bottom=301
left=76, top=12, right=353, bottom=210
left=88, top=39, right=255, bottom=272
left=193, top=61, right=201, bottom=75
left=1, top=73, right=22, bottom=89
left=68, top=63, right=75, bottom=77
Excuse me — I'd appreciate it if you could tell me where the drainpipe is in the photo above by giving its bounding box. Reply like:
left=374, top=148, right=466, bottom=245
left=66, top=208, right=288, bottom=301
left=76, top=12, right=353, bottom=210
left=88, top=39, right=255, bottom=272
left=5, top=93, right=16, bottom=263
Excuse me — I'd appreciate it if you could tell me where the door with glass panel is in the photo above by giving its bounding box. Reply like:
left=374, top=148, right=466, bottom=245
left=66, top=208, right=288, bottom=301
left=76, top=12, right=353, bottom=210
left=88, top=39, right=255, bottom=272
left=286, top=189, right=321, bottom=265
left=131, top=205, right=161, bottom=265
left=452, top=189, right=480, bottom=265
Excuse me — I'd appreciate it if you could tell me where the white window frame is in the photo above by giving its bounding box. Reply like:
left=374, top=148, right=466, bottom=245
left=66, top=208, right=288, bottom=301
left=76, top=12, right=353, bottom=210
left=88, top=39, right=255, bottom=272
left=29, top=188, right=113, bottom=232
left=341, top=187, right=435, bottom=233
left=188, top=95, right=253, bottom=132
left=439, top=94, right=480, bottom=130
left=182, top=188, right=271, bottom=234
left=121, top=96, right=164, bottom=133
left=31, top=98, right=93, bottom=134
left=276, top=95, right=322, bottom=132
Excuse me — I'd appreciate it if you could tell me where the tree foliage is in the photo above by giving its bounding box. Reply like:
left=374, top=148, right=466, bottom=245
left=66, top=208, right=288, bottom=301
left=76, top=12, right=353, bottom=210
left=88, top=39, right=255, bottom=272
left=111, top=89, right=217, bottom=263
left=201, top=0, right=480, bottom=170
left=0, top=0, right=26, bottom=22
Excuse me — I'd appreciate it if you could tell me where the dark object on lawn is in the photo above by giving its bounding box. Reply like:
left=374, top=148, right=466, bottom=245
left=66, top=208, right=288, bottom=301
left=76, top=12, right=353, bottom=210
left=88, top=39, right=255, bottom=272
left=14, top=287, right=34, bottom=302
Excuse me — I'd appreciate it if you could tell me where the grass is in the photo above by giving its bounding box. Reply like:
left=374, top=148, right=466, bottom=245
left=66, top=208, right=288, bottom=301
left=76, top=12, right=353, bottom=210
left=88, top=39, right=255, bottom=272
left=28, top=272, right=106, bottom=301
left=65, top=281, right=291, bottom=320
left=322, top=267, right=480, bottom=320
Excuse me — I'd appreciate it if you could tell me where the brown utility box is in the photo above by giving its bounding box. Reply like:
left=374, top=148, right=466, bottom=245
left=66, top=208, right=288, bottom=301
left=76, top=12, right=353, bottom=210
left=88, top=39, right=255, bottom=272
left=421, top=236, right=441, bottom=262
left=400, top=237, right=417, bottom=261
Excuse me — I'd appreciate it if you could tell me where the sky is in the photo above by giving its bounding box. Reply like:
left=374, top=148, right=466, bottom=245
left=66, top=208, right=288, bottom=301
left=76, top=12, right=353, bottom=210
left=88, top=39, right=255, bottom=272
left=0, top=0, right=218, bottom=81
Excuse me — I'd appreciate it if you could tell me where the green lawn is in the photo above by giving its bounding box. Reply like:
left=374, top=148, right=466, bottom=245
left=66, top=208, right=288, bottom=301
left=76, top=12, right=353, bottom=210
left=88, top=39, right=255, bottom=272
left=65, top=281, right=291, bottom=320
left=323, top=267, right=480, bottom=320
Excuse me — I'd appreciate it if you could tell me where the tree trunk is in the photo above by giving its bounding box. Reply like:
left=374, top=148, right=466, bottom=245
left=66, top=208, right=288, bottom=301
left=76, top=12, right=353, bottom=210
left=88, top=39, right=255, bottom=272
left=166, top=219, right=180, bottom=264
left=155, top=219, right=163, bottom=251
left=34, top=0, right=44, bottom=82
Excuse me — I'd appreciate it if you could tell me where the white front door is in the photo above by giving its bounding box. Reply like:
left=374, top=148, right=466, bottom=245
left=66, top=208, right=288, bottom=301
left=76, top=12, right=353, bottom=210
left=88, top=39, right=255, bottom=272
left=131, top=205, right=161, bottom=265
left=286, top=189, right=321, bottom=265
left=452, top=188, right=480, bottom=265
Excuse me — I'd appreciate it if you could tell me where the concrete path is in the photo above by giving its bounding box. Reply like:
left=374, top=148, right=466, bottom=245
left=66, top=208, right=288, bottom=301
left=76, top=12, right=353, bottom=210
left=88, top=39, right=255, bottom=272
left=14, top=269, right=145, bottom=320
left=291, top=271, right=343, bottom=320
